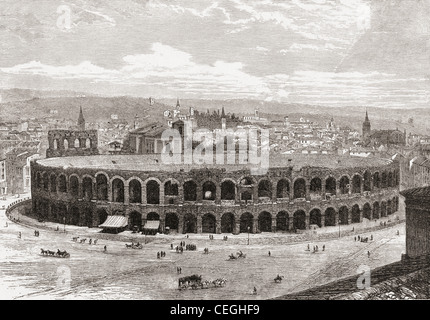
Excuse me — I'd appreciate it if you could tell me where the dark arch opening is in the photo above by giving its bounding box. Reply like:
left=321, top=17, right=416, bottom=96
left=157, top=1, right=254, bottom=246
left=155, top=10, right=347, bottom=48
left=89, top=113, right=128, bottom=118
left=221, top=180, right=235, bottom=200
left=240, top=212, right=253, bottom=233
left=50, top=175, right=57, bottom=193
left=202, top=181, right=216, bottom=200
left=96, top=175, right=108, bottom=201
left=42, top=173, right=49, bottom=191
left=70, top=176, right=79, bottom=197
left=146, top=180, right=160, bottom=204
left=293, top=178, right=306, bottom=199
left=351, top=175, right=361, bottom=194
left=381, top=202, right=387, bottom=217
left=363, top=171, right=371, bottom=192
left=183, top=213, right=197, bottom=233
left=165, top=212, right=179, bottom=231
left=58, top=175, right=67, bottom=193
left=324, top=208, right=336, bottom=226
left=309, top=209, right=322, bottom=227
left=351, top=205, right=360, bottom=223
left=184, top=180, right=197, bottom=201
left=325, top=177, right=336, bottom=195
left=258, top=180, right=272, bottom=199
left=373, top=172, right=380, bottom=189
left=276, top=211, right=289, bottom=231
left=339, top=207, right=349, bottom=225
left=258, top=211, right=272, bottom=232
left=387, top=200, right=392, bottom=215
left=129, top=179, right=142, bottom=203
left=363, top=203, right=372, bottom=220
left=221, top=212, right=235, bottom=233
left=112, top=179, right=125, bottom=203
left=276, top=179, right=290, bottom=199
left=164, top=180, right=179, bottom=196
left=82, top=177, right=93, bottom=201
left=373, top=202, right=380, bottom=219
left=310, top=178, right=322, bottom=197
left=202, top=213, right=216, bottom=233
left=293, top=210, right=306, bottom=230
left=339, top=176, right=349, bottom=194
left=129, top=211, right=142, bottom=231
left=381, top=172, right=388, bottom=188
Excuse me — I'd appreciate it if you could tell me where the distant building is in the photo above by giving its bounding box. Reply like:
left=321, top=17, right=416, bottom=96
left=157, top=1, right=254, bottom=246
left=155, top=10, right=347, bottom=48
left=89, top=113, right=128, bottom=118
left=362, top=110, right=371, bottom=143
left=243, top=109, right=269, bottom=125
left=6, top=149, right=39, bottom=195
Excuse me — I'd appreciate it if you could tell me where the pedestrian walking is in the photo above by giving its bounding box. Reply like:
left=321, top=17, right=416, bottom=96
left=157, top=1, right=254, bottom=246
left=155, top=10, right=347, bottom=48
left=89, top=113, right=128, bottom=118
left=18, top=232, right=21, bottom=239
left=354, top=236, right=356, bottom=241
left=171, top=243, right=173, bottom=250
left=268, top=251, right=271, bottom=257
left=157, top=252, right=160, bottom=259
left=322, top=245, right=325, bottom=251
left=371, top=235, right=373, bottom=241
left=367, top=251, right=370, bottom=258
left=104, top=245, right=107, bottom=252
left=307, top=244, right=310, bottom=251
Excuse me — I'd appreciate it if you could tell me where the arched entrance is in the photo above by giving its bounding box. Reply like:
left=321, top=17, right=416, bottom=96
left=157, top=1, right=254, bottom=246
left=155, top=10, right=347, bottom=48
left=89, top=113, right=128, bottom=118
left=339, top=176, right=349, bottom=194
left=387, top=200, right=392, bottom=215
left=381, top=202, right=387, bottom=217
left=147, top=180, right=160, bottom=204
left=351, top=205, right=360, bottom=223
left=184, top=180, right=197, bottom=201
left=325, top=177, right=336, bottom=195
left=240, top=212, right=253, bottom=233
left=276, top=179, right=290, bottom=199
left=373, top=172, right=380, bottom=189
left=258, top=211, right=272, bottom=232
left=129, top=211, right=142, bottom=231
left=373, top=202, right=380, bottom=219
left=202, top=213, right=216, bottom=233
left=351, top=175, right=361, bottom=194
left=165, top=212, right=179, bottom=232
left=339, top=206, right=349, bottom=225
left=97, top=208, right=108, bottom=226
left=202, top=181, right=216, bottom=200
left=276, top=211, right=288, bottom=231
left=183, top=213, right=197, bottom=233
left=82, top=177, right=93, bottom=201
left=293, top=179, right=306, bottom=199
left=309, top=209, right=322, bottom=228
left=293, top=210, right=306, bottom=230
left=96, top=175, right=108, bottom=200
left=258, top=180, right=272, bottom=199
left=221, top=213, right=235, bottom=233
left=310, top=178, right=322, bottom=199
left=129, top=180, right=142, bottom=203
left=363, top=171, right=371, bottom=192
left=221, top=181, right=235, bottom=200
left=324, top=208, right=336, bottom=226
left=363, top=203, right=372, bottom=220
left=112, top=179, right=124, bottom=203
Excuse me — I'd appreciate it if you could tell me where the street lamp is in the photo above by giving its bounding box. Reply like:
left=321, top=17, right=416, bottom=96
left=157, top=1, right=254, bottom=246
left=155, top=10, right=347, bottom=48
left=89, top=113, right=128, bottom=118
left=247, top=226, right=250, bottom=245
left=63, top=216, right=66, bottom=233
left=338, top=219, right=341, bottom=238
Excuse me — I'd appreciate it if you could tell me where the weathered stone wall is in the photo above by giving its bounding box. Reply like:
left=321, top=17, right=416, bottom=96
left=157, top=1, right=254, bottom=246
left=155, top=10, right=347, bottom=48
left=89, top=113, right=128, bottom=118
left=46, top=130, right=99, bottom=158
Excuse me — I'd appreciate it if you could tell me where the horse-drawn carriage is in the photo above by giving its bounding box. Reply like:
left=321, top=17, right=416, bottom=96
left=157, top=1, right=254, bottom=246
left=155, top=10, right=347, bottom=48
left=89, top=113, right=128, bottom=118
left=125, top=242, right=143, bottom=249
left=228, top=251, right=246, bottom=260
left=40, top=249, right=70, bottom=258
left=178, top=274, right=227, bottom=290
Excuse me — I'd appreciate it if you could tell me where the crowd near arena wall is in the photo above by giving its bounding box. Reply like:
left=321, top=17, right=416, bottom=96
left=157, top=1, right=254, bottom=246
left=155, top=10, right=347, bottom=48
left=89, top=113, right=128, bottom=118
left=31, top=156, right=400, bottom=234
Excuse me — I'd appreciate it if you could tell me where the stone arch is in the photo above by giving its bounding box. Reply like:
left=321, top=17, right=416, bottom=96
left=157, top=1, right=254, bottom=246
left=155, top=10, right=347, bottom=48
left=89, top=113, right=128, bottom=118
left=293, top=178, right=306, bottom=199
left=237, top=176, right=256, bottom=186
left=351, top=174, right=361, bottom=194
left=387, top=199, right=392, bottom=215
left=373, top=172, right=380, bottom=189
left=97, top=208, right=108, bottom=226
left=258, top=211, right=272, bottom=232
left=129, top=211, right=142, bottom=231
left=381, top=171, right=388, bottom=188
left=50, top=174, right=57, bottom=193
left=339, top=206, right=349, bottom=225
left=112, top=178, right=125, bottom=203
left=82, top=176, right=93, bottom=201
left=221, top=180, right=236, bottom=200
left=221, top=212, right=235, bottom=233
left=183, top=213, right=197, bottom=233
left=202, top=213, right=216, bottom=233
left=310, top=177, right=322, bottom=198
left=165, top=212, right=179, bottom=231
left=129, top=179, right=142, bottom=203
left=184, top=180, right=197, bottom=201
left=258, top=179, right=272, bottom=199
left=70, top=175, right=79, bottom=197
left=363, top=203, right=372, bottom=220
left=325, top=176, right=336, bottom=195
left=293, top=210, right=306, bottom=230
left=96, top=174, right=108, bottom=201
left=309, top=208, right=322, bottom=228
left=351, top=204, right=360, bottom=223
left=276, top=179, right=290, bottom=199
left=276, top=211, right=289, bottom=231
left=202, top=181, right=216, bottom=200
left=381, top=201, right=387, bottom=217
left=373, top=201, right=380, bottom=219
left=164, top=179, right=179, bottom=196
left=363, top=170, right=371, bottom=192
left=324, top=207, right=336, bottom=226
left=240, top=212, right=253, bottom=233
left=339, top=176, right=350, bottom=194
left=146, top=180, right=160, bottom=204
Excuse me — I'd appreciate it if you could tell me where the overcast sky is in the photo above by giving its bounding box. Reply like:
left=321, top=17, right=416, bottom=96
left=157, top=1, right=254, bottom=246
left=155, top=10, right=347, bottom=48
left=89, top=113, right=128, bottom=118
left=0, top=0, right=429, bottom=108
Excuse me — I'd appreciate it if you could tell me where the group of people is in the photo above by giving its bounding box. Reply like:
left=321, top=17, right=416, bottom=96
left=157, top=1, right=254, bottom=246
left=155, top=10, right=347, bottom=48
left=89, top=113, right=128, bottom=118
left=223, top=236, right=228, bottom=241
left=175, top=246, right=184, bottom=253
left=34, top=230, right=40, bottom=237
left=306, top=244, right=325, bottom=252
left=208, top=234, right=214, bottom=240
left=354, top=235, right=373, bottom=242
left=185, top=244, right=197, bottom=251
left=157, top=251, right=166, bottom=259
left=203, top=248, right=209, bottom=254
left=176, top=267, right=182, bottom=274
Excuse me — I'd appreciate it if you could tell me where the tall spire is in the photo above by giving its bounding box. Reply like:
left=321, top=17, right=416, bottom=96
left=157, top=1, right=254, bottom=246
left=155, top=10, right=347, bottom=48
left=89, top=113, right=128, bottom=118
left=365, top=109, right=369, bottom=122
left=77, top=106, right=85, bottom=130
left=176, top=98, right=180, bottom=109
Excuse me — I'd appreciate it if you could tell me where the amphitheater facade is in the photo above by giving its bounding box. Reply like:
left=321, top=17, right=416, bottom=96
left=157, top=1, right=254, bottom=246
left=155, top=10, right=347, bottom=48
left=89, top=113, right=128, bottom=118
left=31, top=154, right=400, bottom=234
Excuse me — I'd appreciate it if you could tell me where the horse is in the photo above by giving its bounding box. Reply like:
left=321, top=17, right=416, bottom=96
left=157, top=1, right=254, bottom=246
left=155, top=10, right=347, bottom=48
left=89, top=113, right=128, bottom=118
left=47, top=250, right=55, bottom=256
left=274, top=275, right=284, bottom=283
left=125, top=243, right=133, bottom=248
left=72, top=237, right=79, bottom=242
left=80, top=238, right=87, bottom=244
left=237, top=251, right=246, bottom=258
left=93, top=239, right=98, bottom=245
left=40, top=248, right=47, bottom=255
left=228, top=253, right=237, bottom=260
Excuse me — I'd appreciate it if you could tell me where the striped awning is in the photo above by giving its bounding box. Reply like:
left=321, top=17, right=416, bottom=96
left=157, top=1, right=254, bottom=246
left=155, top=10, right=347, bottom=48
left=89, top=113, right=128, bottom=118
left=99, top=215, right=128, bottom=229
left=143, top=220, right=160, bottom=230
